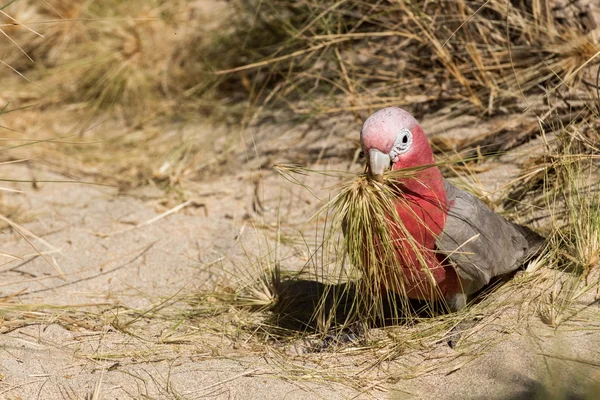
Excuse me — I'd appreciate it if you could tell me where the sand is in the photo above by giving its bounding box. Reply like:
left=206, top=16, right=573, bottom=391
left=0, top=113, right=598, bottom=400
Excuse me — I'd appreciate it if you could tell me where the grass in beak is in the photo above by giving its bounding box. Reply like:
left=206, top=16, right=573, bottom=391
left=274, top=163, right=453, bottom=333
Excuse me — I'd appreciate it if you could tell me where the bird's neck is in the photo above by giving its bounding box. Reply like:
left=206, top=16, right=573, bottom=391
left=392, top=165, right=448, bottom=244
left=398, top=166, right=446, bottom=204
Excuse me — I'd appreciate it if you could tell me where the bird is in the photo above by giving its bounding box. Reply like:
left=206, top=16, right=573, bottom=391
left=358, top=107, right=544, bottom=312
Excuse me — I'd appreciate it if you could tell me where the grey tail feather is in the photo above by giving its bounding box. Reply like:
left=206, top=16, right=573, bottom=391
left=513, top=223, right=546, bottom=260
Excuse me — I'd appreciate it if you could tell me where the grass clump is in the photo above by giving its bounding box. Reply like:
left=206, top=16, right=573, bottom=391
left=209, top=0, right=599, bottom=119
left=1, top=0, right=235, bottom=122
left=524, top=120, right=600, bottom=328
left=268, top=164, right=459, bottom=340
left=329, top=169, right=445, bottom=322
left=2, top=0, right=175, bottom=122
left=1, top=1, right=248, bottom=192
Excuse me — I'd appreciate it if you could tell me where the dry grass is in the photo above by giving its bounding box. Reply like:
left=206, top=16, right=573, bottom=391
left=1, top=0, right=600, bottom=397
left=2, top=1, right=598, bottom=188
left=211, top=0, right=599, bottom=119
left=1, top=0, right=243, bottom=191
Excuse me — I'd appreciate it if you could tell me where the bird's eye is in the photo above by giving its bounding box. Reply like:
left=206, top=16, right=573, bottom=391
left=389, top=128, right=413, bottom=162
left=358, top=150, right=365, bottom=159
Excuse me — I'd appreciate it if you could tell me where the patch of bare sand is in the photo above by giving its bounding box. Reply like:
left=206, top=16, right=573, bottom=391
left=0, top=158, right=364, bottom=399
left=396, top=328, right=600, bottom=399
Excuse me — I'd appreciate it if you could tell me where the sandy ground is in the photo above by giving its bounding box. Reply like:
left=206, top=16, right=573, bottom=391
left=0, top=115, right=599, bottom=400
left=2, top=0, right=600, bottom=398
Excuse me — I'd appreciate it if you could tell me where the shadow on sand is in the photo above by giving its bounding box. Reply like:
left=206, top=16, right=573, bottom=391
left=266, top=278, right=440, bottom=334
left=264, top=272, right=519, bottom=338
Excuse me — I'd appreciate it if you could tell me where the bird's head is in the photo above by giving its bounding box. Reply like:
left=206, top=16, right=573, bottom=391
left=360, top=107, right=434, bottom=182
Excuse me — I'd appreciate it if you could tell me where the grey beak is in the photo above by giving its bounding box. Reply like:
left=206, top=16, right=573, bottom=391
left=368, top=149, right=391, bottom=182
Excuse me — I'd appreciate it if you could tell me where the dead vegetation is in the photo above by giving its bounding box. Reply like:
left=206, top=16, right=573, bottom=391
left=1, top=0, right=600, bottom=397
left=210, top=1, right=598, bottom=118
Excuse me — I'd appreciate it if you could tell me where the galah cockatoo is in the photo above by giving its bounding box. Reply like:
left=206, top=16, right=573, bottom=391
left=359, top=107, right=543, bottom=311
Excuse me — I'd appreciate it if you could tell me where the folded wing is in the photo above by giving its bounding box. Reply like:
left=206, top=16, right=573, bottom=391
left=436, top=181, right=543, bottom=293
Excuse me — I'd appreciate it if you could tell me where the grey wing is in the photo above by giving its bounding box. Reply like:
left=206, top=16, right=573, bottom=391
left=436, top=181, right=533, bottom=293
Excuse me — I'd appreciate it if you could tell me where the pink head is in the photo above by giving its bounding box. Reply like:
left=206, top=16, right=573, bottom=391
left=360, top=107, right=434, bottom=181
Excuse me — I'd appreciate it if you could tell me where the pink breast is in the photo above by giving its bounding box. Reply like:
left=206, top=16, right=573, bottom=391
left=383, top=170, right=461, bottom=300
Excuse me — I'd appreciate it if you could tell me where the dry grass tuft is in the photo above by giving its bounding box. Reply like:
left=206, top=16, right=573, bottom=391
left=325, top=167, right=446, bottom=323
left=1, top=1, right=250, bottom=191
left=210, top=0, right=599, bottom=120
